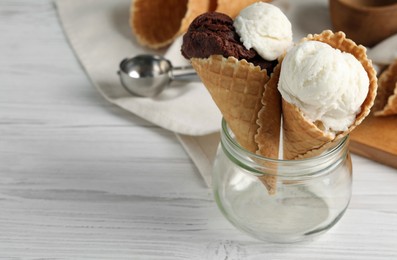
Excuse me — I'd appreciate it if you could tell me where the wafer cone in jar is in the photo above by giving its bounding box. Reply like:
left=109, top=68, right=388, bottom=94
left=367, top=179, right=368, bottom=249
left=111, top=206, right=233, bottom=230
left=191, top=55, right=270, bottom=153
left=256, top=60, right=282, bottom=158
left=282, top=30, right=378, bottom=160
left=255, top=61, right=282, bottom=194
left=191, top=55, right=281, bottom=194
left=130, top=0, right=210, bottom=49
left=374, top=59, right=397, bottom=117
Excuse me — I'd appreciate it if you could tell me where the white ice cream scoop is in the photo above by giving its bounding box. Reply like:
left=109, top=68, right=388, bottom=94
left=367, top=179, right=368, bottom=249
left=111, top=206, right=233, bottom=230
left=233, top=2, right=293, bottom=61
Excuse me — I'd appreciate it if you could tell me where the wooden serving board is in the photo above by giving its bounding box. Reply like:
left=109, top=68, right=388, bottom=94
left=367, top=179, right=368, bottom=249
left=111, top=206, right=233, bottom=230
left=350, top=114, right=397, bottom=169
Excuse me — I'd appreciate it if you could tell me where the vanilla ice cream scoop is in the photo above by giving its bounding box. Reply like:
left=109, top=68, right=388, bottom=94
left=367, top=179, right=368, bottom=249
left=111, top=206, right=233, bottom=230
left=278, top=41, right=369, bottom=133
left=233, top=2, right=293, bottom=61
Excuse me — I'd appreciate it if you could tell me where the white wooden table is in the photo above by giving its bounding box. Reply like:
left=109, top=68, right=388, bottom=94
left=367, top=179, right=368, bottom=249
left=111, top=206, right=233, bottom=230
left=1, top=0, right=396, bottom=259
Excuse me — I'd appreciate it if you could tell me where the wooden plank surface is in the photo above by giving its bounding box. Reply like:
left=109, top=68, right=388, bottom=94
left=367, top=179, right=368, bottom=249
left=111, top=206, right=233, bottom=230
left=0, top=0, right=397, bottom=259
left=350, top=114, right=397, bottom=168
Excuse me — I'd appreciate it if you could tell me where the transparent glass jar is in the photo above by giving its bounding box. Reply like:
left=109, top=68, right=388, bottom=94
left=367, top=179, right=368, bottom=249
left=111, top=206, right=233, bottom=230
left=212, top=119, right=352, bottom=243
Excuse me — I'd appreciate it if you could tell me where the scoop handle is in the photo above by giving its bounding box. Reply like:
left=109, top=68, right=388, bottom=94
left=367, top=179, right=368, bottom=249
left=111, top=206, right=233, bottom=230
left=171, top=65, right=198, bottom=81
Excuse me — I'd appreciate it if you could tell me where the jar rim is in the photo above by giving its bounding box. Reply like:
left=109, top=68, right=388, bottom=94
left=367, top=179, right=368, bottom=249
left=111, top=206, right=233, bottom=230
left=221, top=118, right=349, bottom=177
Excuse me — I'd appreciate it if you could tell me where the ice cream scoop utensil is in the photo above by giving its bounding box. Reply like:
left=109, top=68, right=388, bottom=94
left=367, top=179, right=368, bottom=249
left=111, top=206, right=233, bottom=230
left=118, top=54, right=197, bottom=97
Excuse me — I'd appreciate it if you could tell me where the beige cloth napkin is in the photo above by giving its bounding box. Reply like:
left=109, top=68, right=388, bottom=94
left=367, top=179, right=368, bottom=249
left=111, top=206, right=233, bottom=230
left=367, top=33, right=397, bottom=65
left=56, top=0, right=221, bottom=137
left=56, top=0, right=222, bottom=186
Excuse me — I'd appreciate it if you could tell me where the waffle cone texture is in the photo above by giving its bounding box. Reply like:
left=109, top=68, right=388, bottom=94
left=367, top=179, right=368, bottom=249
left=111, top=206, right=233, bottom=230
left=255, top=61, right=282, bottom=194
left=191, top=55, right=282, bottom=194
left=191, top=55, right=270, bottom=153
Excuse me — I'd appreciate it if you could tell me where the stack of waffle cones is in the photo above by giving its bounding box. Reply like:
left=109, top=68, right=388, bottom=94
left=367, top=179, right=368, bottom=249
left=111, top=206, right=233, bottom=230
left=190, top=30, right=377, bottom=194
left=130, top=0, right=269, bottom=49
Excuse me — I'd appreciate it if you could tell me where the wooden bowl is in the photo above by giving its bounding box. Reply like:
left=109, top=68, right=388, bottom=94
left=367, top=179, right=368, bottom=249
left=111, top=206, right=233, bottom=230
left=329, top=0, right=397, bottom=47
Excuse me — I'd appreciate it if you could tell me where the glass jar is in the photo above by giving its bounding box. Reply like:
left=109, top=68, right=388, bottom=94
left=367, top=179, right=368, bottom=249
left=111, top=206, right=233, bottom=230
left=212, top=119, right=352, bottom=243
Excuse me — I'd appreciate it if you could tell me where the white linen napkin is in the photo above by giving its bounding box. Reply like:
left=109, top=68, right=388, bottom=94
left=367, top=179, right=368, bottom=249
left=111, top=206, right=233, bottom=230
left=367, top=34, right=397, bottom=65
left=56, top=0, right=396, bottom=187
left=56, top=0, right=221, bottom=137
left=56, top=0, right=222, bottom=186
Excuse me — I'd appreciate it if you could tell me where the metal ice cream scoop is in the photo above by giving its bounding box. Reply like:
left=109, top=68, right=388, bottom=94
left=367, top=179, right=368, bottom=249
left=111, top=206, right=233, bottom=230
left=118, top=54, right=197, bottom=97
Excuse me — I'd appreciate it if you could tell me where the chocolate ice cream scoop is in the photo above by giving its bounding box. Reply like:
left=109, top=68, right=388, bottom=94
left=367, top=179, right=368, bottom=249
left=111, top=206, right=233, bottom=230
left=181, top=12, right=277, bottom=73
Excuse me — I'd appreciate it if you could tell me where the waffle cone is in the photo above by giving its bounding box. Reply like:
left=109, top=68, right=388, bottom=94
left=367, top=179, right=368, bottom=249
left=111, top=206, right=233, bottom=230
left=215, top=0, right=272, bottom=18
left=374, top=59, right=397, bottom=117
left=130, top=0, right=210, bottom=49
left=255, top=60, right=282, bottom=158
left=282, top=30, right=378, bottom=159
left=191, top=55, right=270, bottom=153
left=255, top=61, right=282, bottom=194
